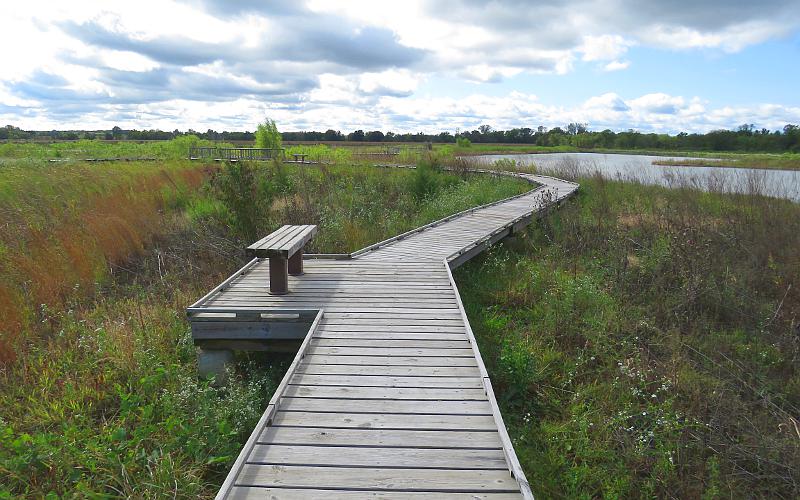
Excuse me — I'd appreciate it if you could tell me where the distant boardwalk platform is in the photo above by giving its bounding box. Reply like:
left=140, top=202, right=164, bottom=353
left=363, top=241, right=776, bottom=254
left=188, top=146, right=285, bottom=161
left=187, top=168, right=579, bottom=498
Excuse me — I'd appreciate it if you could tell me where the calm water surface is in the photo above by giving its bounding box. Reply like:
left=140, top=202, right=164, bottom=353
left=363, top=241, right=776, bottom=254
left=476, top=153, right=800, bottom=202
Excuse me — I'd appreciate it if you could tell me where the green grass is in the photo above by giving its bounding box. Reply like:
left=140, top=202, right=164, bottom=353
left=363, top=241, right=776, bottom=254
left=0, top=153, right=529, bottom=497
left=0, top=135, right=221, bottom=161
left=456, top=177, right=800, bottom=498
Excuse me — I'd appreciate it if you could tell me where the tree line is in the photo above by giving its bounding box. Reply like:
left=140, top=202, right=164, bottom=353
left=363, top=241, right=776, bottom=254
left=3, top=123, right=799, bottom=153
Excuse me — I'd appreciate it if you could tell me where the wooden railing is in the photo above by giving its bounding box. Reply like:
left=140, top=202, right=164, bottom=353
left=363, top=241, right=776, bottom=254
left=188, top=147, right=285, bottom=161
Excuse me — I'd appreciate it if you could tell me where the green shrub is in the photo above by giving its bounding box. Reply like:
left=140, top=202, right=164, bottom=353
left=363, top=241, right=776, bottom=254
left=214, top=162, right=273, bottom=241
left=254, top=119, right=282, bottom=150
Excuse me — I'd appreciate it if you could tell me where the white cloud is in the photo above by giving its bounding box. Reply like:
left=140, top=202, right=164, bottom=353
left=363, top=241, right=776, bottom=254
left=3, top=87, right=800, bottom=134
left=629, top=93, right=686, bottom=114
left=603, top=60, right=630, bottom=71
left=359, top=69, right=420, bottom=96
left=1, top=0, right=799, bottom=132
left=580, top=35, right=632, bottom=61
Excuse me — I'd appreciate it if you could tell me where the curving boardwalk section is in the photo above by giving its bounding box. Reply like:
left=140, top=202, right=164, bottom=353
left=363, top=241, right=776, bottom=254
left=191, top=172, right=578, bottom=499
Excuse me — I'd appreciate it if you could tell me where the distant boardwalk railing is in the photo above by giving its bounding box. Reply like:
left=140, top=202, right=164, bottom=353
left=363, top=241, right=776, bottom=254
left=188, top=147, right=285, bottom=161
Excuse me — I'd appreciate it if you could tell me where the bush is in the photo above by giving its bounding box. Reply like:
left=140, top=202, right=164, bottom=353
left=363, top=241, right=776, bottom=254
left=213, top=162, right=274, bottom=242
left=410, top=162, right=442, bottom=202
left=456, top=137, right=472, bottom=148
left=255, top=119, right=282, bottom=150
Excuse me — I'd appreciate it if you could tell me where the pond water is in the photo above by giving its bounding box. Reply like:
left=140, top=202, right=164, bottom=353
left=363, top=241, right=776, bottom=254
left=475, top=153, right=800, bottom=202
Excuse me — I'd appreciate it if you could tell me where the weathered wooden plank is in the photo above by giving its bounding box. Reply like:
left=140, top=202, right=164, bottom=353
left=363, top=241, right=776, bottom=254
left=316, top=325, right=466, bottom=333
left=302, top=355, right=478, bottom=367
left=258, top=426, right=503, bottom=449
left=235, top=464, right=520, bottom=491
left=247, top=444, right=508, bottom=469
left=306, top=346, right=475, bottom=357
left=228, top=486, right=522, bottom=499
left=223, top=288, right=456, bottom=297
left=278, top=397, right=493, bottom=414
left=314, top=331, right=468, bottom=341
left=294, top=364, right=481, bottom=377
left=319, top=319, right=466, bottom=326
left=283, top=385, right=487, bottom=400
left=220, top=298, right=458, bottom=307
left=289, top=373, right=483, bottom=388
left=321, top=311, right=463, bottom=318
left=272, top=411, right=496, bottom=430
left=311, top=338, right=471, bottom=349
left=247, top=224, right=318, bottom=258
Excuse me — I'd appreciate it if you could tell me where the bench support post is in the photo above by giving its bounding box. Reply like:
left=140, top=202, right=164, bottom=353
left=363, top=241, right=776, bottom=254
left=269, top=256, right=289, bottom=295
left=288, top=250, right=304, bottom=275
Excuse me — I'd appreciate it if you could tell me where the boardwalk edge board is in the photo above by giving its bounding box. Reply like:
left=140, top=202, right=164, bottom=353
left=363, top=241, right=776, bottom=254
left=190, top=167, right=579, bottom=498
left=215, top=309, right=325, bottom=500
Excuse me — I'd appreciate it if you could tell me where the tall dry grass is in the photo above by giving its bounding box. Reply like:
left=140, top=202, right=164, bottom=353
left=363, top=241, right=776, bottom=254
left=0, top=161, right=211, bottom=362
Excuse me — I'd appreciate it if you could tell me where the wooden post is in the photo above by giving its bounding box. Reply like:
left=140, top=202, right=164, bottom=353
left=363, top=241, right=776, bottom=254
left=269, top=256, right=289, bottom=295
left=288, top=250, right=303, bottom=275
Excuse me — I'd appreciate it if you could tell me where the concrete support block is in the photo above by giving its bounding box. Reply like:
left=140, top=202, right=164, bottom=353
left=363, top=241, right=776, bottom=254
left=197, top=348, right=234, bottom=386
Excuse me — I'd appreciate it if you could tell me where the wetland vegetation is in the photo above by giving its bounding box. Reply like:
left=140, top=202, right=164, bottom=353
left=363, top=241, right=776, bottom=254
left=0, top=141, right=526, bottom=497
left=457, top=175, right=800, bottom=498
left=1, top=136, right=798, bottom=498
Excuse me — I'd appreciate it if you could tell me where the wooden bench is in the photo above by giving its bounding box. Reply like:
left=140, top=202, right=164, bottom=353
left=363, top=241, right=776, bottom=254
left=246, top=225, right=318, bottom=295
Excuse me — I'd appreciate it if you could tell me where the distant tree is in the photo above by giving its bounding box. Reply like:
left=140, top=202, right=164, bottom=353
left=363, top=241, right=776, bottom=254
left=323, top=129, right=343, bottom=141
left=255, top=119, right=282, bottom=149
left=348, top=130, right=365, bottom=141
left=365, top=130, right=385, bottom=142
left=567, top=122, right=588, bottom=135
left=737, top=124, right=756, bottom=135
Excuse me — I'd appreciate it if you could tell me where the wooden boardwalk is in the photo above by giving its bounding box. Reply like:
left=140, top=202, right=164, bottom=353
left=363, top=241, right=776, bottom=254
left=189, top=171, right=578, bottom=498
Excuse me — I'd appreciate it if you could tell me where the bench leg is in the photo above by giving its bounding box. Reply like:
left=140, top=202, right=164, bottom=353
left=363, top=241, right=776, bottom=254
left=288, top=250, right=304, bottom=275
left=269, top=256, right=289, bottom=295
left=197, top=348, right=234, bottom=386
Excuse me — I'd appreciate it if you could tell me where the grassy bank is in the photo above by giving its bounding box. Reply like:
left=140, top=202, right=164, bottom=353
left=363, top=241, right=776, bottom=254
left=0, top=154, right=529, bottom=497
left=456, top=176, right=800, bottom=498
left=652, top=152, right=800, bottom=171
left=446, top=143, right=800, bottom=171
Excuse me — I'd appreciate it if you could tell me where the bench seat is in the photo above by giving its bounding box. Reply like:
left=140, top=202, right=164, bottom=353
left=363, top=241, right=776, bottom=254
left=247, top=224, right=318, bottom=294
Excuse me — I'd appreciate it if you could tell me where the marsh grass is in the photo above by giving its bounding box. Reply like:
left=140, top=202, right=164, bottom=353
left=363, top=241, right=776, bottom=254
left=0, top=159, right=212, bottom=362
left=207, top=160, right=529, bottom=253
left=0, top=135, right=219, bottom=161
left=456, top=176, right=800, bottom=498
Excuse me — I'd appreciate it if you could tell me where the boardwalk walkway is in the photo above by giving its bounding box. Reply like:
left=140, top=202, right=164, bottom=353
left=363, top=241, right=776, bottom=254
left=189, top=171, right=578, bottom=498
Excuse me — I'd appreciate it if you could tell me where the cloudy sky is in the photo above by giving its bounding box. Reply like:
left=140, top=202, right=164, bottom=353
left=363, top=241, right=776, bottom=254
left=2, top=0, right=800, bottom=133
